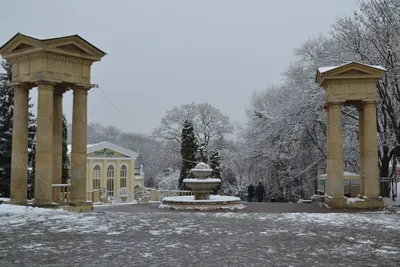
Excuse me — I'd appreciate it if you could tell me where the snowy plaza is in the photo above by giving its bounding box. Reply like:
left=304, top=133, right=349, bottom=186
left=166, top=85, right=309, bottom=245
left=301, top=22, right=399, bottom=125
left=2, top=1, right=400, bottom=266
left=1, top=203, right=400, bottom=267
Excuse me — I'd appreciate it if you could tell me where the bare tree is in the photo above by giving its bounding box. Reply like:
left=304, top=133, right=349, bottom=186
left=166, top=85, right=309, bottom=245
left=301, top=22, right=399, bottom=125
left=152, top=102, right=234, bottom=147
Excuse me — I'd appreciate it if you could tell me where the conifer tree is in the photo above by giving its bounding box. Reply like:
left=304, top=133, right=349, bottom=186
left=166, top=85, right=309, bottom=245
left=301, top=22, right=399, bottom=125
left=0, top=61, right=14, bottom=197
left=210, top=149, right=221, bottom=178
left=62, top=114, right=70, bottom=183
left=179, top=120, right=198, bottom=189
left=0, top=60, right=36, bottom=198
left=27, top=102, right=36, bottom=199
left=210, top=149, right=222, bottom=193
left=197, top=143, right=209, bottom=164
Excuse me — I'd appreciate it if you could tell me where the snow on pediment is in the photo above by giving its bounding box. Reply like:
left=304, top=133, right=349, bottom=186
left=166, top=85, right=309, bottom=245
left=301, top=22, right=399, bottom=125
left=315, top=62, right=386, bottom=86
left=87, top=141, right=138, bottom=159
left=67, top=141, right=138, bottom=160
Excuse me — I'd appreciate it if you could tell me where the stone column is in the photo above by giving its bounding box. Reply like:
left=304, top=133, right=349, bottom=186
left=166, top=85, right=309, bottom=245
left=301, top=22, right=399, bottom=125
left=52, top=89, right=64, bottom=186
left=10, top=84, right=30, bottom=205
left=324, top=104, right=331, bottom=196
left=358, top=104, right=365, bottom=196
left=326, top=102, right=345, bottom=202
left=34, top=82, right=55, bottom=206
left=70, top=86, right=89, bottom=205
left=363, top=100, right=380, bottom=198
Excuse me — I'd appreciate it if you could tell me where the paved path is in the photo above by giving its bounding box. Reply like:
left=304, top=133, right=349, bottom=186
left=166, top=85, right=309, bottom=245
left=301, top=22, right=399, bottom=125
left=1, top=203, right=400, bottom=266
left=94, top=202, right=362, bottom=214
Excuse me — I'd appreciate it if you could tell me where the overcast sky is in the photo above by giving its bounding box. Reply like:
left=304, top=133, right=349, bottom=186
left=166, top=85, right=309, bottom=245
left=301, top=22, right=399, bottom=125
left=1, top=0, right=358, bottom=134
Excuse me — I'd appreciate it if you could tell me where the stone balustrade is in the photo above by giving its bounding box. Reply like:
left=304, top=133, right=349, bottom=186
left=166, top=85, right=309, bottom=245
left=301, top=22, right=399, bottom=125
left=150, top=189, right=193, bottom=202
left=51, top=184, right=72, bottom=205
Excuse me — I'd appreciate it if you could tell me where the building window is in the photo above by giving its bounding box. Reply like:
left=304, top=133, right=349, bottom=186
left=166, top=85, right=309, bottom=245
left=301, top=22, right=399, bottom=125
left=120, top=165, right=127, bottom=188
left=107, top=165, right=115, bottom=197
left=93, top=165, right=101, bottom=189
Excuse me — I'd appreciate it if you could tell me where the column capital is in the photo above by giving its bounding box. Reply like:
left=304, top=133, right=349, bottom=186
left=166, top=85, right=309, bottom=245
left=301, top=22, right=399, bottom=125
left=37, top=81, right=56, bottom=90
left=71, top=83, right=94, bottom=92
left=361, top=99, right=377, bottom=105
left=324, top=101, right=345, bottom=110
left=10, top=82, right=33, bottom=90
left=54, top=84, right=69, bottom=96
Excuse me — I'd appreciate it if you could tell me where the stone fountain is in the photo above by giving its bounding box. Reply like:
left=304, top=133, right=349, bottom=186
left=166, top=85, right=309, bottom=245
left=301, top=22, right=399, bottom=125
left=160, top=162, right=243, bottom=210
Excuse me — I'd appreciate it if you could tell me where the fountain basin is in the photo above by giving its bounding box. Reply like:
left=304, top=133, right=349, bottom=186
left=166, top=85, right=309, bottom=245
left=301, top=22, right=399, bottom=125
left=183, top=178, right=221, bottom=200
left=161, top=195, right=243, bottom=211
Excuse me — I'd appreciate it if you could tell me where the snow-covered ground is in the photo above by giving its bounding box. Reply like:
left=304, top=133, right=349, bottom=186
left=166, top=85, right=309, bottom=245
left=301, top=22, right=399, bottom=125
left=1, top=204, right=400, bottom=266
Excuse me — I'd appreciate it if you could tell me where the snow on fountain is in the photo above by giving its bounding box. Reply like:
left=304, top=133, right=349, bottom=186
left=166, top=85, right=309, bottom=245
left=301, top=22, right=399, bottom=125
left=160, top=162, right=244, bottom=211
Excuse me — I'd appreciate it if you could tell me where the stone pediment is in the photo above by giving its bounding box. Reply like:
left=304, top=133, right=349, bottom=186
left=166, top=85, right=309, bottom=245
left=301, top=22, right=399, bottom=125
left=0, top=33, right=106, bottom=61
left=86, top=141, right=138, bottom=160
left=315, top=62, right=386, bottom=87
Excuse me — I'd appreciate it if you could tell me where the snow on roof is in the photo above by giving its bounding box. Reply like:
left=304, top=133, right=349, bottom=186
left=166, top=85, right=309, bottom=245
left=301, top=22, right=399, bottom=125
left=318, top=171, right=359, bottom=179
left=67, top=141, right=138, bottom=159
left=317, top=62, right=386, bottom=74
left=67, top=143, right=97, bottom=155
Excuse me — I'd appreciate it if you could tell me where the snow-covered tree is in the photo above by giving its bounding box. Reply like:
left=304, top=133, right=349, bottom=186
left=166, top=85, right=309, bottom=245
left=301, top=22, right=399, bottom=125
left=0, top=61, right=14, bottom=197
left=179, top=120, right=197, bottom=189
left=155, top=168, right=180, bottom=190
left=210, top=149, right=221, bottom=178
left=197, top=143, right=209, bottom=164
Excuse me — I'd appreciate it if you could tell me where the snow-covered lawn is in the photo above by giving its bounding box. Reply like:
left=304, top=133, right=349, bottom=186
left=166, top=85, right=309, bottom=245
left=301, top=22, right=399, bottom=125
left=1, top=204, right=400, bottom=266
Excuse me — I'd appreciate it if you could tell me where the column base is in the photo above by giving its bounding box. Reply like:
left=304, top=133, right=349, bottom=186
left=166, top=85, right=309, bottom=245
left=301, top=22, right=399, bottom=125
left=67, top=201, right=93, bottom=212
left=10, top=199, right=27, bottom=205
left=33, top=199, right=56, bottom=207
left=347, top=196, right=384, bottom=209
left=324, top=195, right=347, bottom=209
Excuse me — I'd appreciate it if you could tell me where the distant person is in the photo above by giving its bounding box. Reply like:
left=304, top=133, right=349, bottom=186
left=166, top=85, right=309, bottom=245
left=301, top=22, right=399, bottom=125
left=247, top=184, right=255, bottom=202
left=255, top=182, right=265, bottom=202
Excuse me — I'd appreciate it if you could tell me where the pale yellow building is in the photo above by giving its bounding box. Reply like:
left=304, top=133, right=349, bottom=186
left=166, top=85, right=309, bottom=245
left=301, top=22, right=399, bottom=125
left=67, top=141, right=144, bottom=198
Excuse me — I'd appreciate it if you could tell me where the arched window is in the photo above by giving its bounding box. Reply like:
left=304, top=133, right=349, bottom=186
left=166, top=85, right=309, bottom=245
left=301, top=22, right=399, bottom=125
left=120, top=165, right=127, bottom=188
left=107, top=165, right=115, bottom=197
left=93, top=165, right=101, bottom=189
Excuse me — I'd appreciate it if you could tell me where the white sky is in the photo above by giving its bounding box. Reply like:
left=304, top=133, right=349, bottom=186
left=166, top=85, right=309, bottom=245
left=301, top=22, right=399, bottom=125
left=0, top=0, right=358, bottom=134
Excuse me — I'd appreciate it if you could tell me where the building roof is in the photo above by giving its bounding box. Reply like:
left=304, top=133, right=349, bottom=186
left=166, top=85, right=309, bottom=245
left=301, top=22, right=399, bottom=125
left=67, top=141, right=138, bottom=159
left=0, top=32, right=106, bottom=55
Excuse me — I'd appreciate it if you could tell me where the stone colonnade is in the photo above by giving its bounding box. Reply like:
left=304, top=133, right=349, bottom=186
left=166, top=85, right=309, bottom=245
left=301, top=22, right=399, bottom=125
left=10, top=82, right=91, bottom=206
left=316, top=62, right=385, bottom=209
left=0, top=33, right=105, bottom=209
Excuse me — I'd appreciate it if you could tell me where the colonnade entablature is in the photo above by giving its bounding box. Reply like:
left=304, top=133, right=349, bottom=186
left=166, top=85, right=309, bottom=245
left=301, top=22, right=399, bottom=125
left=0, top=33, right=105, bottom=208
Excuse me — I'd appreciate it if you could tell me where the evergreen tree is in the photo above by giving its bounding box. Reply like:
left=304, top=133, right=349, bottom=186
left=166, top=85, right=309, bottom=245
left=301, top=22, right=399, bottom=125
left=210, top=149, right=222, bottom=193
left=0, top=61, right=13, bottom=197
left=62, top=114, right=70, bottom=183
left=210, top=149, right=221, bottom=178
left=27, top=101, right=36, bottom=199
left=27, top=141, right=36, bottom=199
left=179, top=120, right=198, bottom=189
left=197, top=142, right=209, bottom=164
left=0, top=60, right=36, bottom=198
